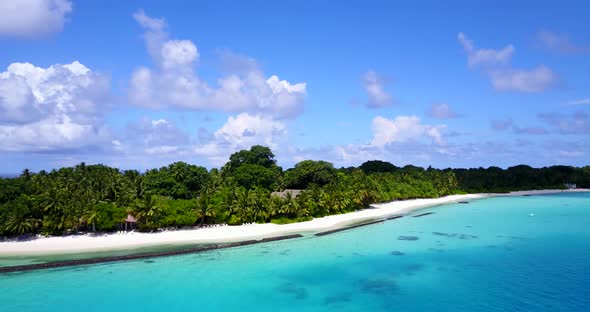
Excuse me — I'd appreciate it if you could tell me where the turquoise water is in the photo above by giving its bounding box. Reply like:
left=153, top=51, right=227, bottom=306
left=1, top=192, right=589, bottom=311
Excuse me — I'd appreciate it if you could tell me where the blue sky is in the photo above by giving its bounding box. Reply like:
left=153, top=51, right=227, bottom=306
left=0, top=0, right=589, bottom=172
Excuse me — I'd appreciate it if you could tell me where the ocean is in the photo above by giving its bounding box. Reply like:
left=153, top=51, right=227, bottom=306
left=1, top=192, right=589, bottom=311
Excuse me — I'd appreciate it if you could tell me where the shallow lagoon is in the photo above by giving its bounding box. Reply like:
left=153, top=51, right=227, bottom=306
left=1, top=192, right=589, bottom=311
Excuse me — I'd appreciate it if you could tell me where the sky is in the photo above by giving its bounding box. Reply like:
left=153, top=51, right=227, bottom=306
left=0, top=0, right=589, bottom=173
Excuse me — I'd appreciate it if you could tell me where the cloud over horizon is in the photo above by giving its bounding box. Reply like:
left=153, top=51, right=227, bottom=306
left=194, top=113, right=287, bottom=166
left=0, top=5, right=588, bottom=171
left=0, top=61, right=113, bottom=152
left=538, top=111, right=590, bottom=135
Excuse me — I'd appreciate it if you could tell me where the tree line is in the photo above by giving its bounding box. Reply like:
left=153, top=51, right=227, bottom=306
left=1, top=146, right=588, bottom=236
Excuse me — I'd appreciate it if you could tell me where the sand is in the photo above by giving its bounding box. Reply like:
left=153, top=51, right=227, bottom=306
left=0, top=189, right=587, bottom=256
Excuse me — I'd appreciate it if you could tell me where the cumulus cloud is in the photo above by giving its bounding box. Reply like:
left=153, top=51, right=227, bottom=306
left=129, top=10, right=306, bottom=119
left=124, top=117, right=190, bottom=155
left=0, top=0, right=72, bottom=38
left=0, top=61, right=112, bottom=152
left=282, top=115, right=450, bottom=167
left=213, top=113, right=286, bottom=147
left=239, top=114, right=454, bottom=168
left=427, top=103, right=460, bottom=119
left=458, top=32, right=556, bottom=93
left=194, top=113, right=287, bottom=166
left=362, top=70, right=393, bottom=108
left=286, top=140, right=459, bottom=169
left=370, top=115, right=446, bottom=147
left=536, top=31, right=589, bottom=54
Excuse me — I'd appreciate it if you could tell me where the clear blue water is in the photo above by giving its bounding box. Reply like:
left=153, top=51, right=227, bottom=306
left=1, top=192, right=589, bottom=311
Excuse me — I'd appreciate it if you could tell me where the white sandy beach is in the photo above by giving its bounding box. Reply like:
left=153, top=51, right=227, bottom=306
left=0, top=189, right=587, bottom=257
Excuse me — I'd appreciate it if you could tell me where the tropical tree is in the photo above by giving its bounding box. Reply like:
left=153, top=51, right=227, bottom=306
left=285, top=160, right=337, bottom=189
left=134, top=193, right=164, bottom=231
left=196, top=194, right=215, bottom=226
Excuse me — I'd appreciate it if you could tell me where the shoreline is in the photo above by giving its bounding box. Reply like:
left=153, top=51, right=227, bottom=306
left=0, top=189, right=587, bottom=257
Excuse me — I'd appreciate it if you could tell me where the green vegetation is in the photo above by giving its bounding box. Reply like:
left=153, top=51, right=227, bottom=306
left=1, top=145, right=589, bottom=237
left=453, top=165, right=590, bottom=193
left=285, top=160, right=337, bottom=189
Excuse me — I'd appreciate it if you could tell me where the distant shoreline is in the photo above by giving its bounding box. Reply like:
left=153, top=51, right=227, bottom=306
left=0, top=189, right=587, bottom=258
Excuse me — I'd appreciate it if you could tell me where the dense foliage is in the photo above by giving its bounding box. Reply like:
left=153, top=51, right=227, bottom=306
left=1, top=146, right=588, bottom=237
left=452, top=165, right=590, bottom=193
left=284, top=160, right=337, bottom=189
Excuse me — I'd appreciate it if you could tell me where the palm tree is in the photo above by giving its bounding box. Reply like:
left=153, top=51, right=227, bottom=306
left=248, top=188, right=269, bottom=222
left=283, top=192, right=305, bottom=218
left=134, top=175, right=146, bottom=200
left=231, top=188, right=250, bottom=224
left=8, top=216, right=40, bottom=235
left=134, top=193, right=163, bottom=231
left=20, top=168, right=31, bottom=180
left=82, top=209, right=99, bottom=232
left=353, top=189, right=377, bottom=208
left=43, top=184, right=65, bottom=215
left=171, top=165, right=185, bottom=183
left=105, top=174, right=125, bottom=202
left=6, top=196, right=41, bottom=235
left=267, top=195, right=284, bottom=219
left=216, top=184, right=235, bottom=220
left=196, top=194, right=215, bottom=226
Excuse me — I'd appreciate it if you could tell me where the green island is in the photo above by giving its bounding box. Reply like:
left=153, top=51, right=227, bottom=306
left=2, top=145, right=589, bottom=237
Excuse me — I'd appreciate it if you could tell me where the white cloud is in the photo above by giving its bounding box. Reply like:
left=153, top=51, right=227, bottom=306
left=489, top=65, right=556, bottom=93
left=129, top=10, right=306, bottom=119
left=133, top=9, right=165, bottom=31
left=362, top=70, right=393, bottom=108
left=536, top=31, right=589, bottom=54
left=427, top=103, right=460, bottom=119
left=190, top=114, right=450, bottom=168
left=0, top=74, right=38, bottom=123
left=125, top=117, right=190, bottom=153
left=213, top=113, right=286, bottom=147
left=0, top=116, right=110, bottom=152
left=458, top=32, right=514, bottom=67
left=370, top=115, right=446, bottom=147
left=0, top=0, right=72, bottom=38
left=0, top=61, right=112, bottom=152
left=161, top=40, right=199, bottom=69
left=284, top=134, right=590, bottom=169
left=195, top=113, right=287, bottom=166
left=458, top=32, right=556, bottom=93
left=280, top=115, right=451, bottom=168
